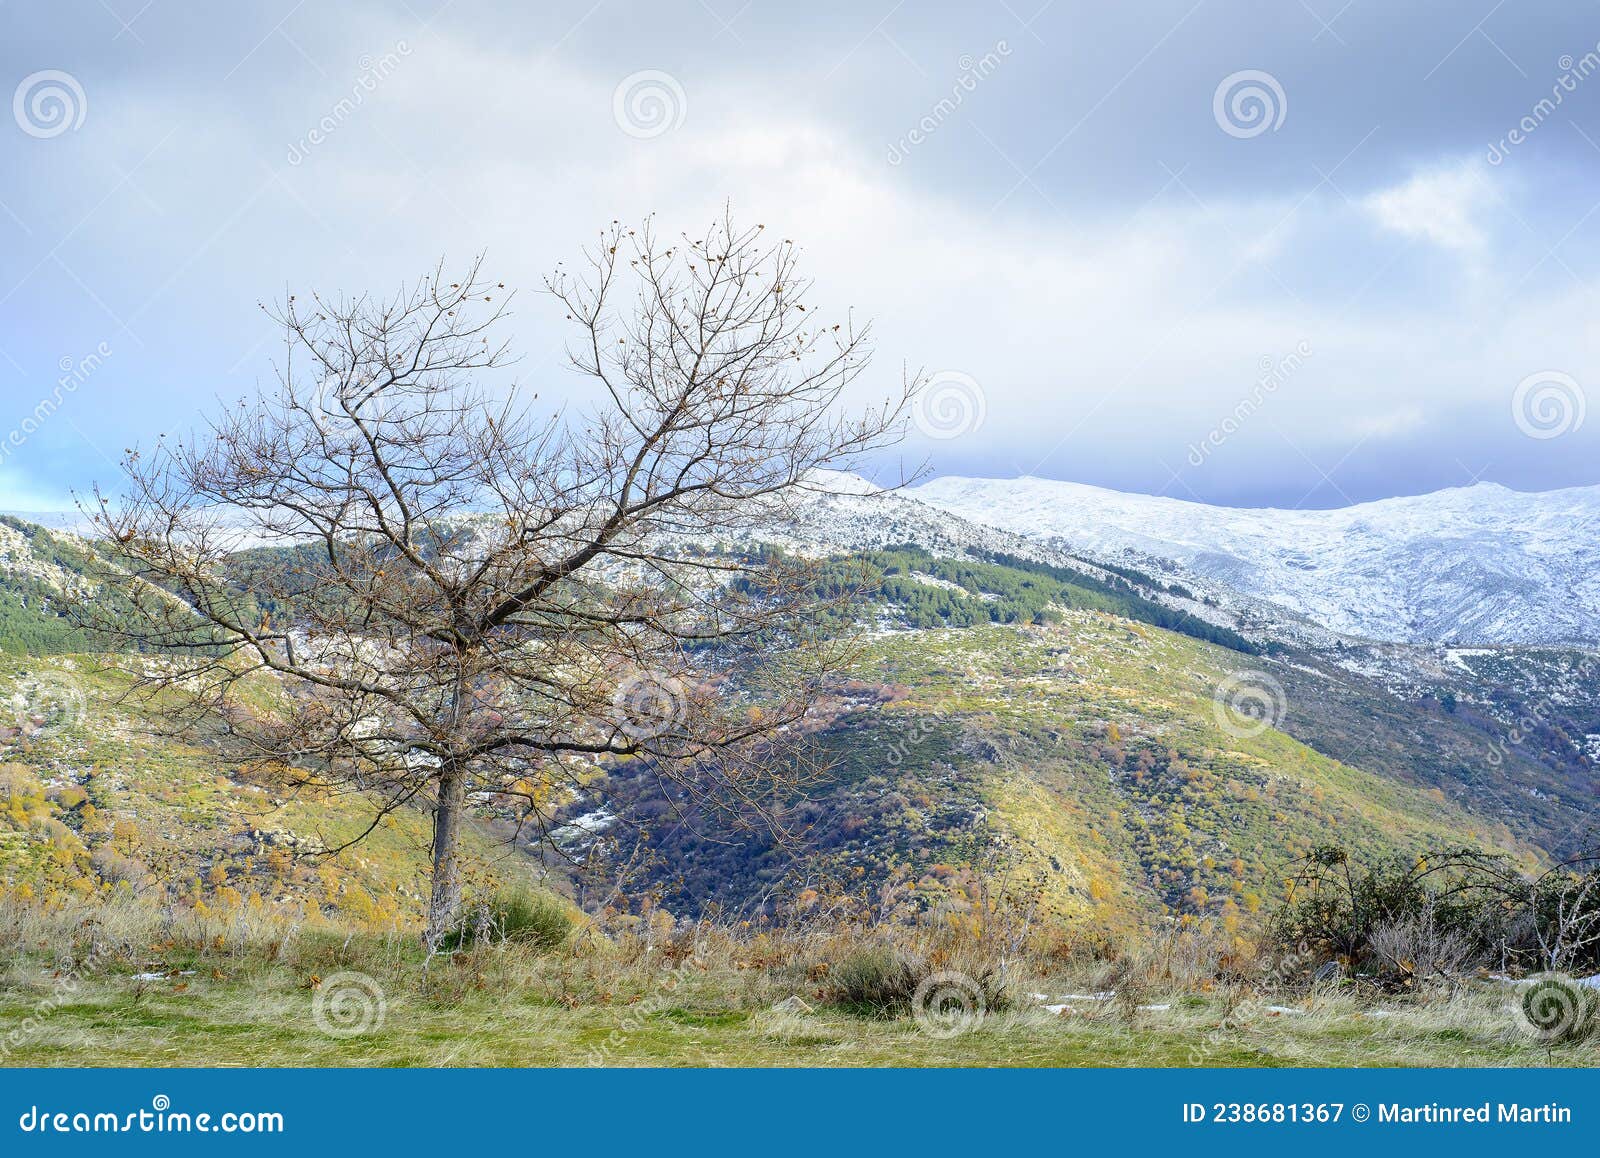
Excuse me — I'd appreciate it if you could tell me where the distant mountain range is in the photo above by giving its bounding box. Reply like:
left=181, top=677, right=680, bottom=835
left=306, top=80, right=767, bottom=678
left=12, top=473, right=1599, bottom=647
left=901, top=476, right=1600, bottom=647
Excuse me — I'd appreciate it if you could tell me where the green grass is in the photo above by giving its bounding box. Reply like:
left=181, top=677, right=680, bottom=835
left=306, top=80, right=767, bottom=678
left=1, top=961, right=1588, bottom=1067
left=0, top=894, right=1585, bottom=1069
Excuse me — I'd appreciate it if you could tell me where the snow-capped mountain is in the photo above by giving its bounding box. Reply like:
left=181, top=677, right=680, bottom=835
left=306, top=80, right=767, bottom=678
left=908, top=476, right=1600, bottom=646
left=742, top=471, right=1311, bottom=643
left=10, top=471, right=1596, bottom=647
left=742, top=470, right=1056, bottom=561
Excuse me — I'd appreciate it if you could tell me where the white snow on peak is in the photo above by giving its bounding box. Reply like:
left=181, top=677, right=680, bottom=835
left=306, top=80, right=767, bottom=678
left=800, top=469, right=884, bottom=496
left=909, top=476, right=1600, bottom=646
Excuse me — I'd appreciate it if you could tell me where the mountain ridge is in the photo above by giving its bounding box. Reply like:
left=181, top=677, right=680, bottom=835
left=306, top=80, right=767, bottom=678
left=908, top=474, right=1600, bottom=646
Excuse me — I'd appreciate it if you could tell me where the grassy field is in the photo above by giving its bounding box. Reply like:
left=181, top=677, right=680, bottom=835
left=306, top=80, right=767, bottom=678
left=0, top=658, right=538, bottom=925
left=3, top=965, right=1587, bottom=1068
left=0, top=904, right=1590, bottom=1068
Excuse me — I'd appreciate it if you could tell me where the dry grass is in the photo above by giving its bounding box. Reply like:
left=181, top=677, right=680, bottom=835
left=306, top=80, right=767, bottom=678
left=0, top=896, right=1593, bottom=1067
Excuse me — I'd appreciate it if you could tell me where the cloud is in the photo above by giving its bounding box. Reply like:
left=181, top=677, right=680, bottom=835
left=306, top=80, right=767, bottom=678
left=4, top=12, right=1598, bottom=507
left=1341, top=405, right=1428, bottom=440
left=1361, top=162, right=1492, bottom=251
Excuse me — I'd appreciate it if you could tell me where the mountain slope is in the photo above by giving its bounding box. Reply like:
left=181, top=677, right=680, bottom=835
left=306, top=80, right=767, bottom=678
left=575, top=614, right=1549, bottom=927
left=910, top=476, right=1600, bottom=646
left=0, top=498, right=1591, bottom=935
left=0, top=518, right=100, bottom=654
left=0, top=658, right=559, bottom=922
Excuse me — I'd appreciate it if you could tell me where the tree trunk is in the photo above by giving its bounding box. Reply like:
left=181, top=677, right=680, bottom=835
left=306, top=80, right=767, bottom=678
left=426, top=763, right=465, bottom=949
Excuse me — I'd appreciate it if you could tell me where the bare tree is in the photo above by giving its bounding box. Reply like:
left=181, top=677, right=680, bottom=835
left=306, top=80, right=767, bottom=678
left=81, top=214, right=917, bottom=946
left=1532, top=863, right=1600, bottom=973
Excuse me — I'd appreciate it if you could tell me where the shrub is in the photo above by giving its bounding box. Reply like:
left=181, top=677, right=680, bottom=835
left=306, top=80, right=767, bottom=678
left=824, top=942, right=1010, bottom=1018
left=826, top=945, right=922, bottom=1014
left=441, top=887, right=573, bottom=952
left=1270, top=844, right=1519, bottom=978
left=493, top=888, right=573, bottom=949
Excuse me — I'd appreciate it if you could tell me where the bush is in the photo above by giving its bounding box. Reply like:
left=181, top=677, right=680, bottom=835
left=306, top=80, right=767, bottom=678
left=826, top=945, right=922, bottom=1014
left=1270, top=845, right=1518, bottom=979
left=495, top=888, right=573, bottom=949
left=441, top=887, right=572, bottom=952
left=824, top=943, right=1010, bottom=1019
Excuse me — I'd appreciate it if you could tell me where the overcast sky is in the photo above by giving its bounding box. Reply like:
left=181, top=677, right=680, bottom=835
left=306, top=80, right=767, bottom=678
left=3, top=0, right=1600, bottom=509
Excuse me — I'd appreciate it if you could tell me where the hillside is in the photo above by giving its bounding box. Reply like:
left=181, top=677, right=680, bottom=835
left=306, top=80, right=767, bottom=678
left=0, top=508, right=1591, bottom=940
left=0, top=658, right=556, bottom=924
left=565, top=609, right=1556, bottom=929
left=911, top=476, right=1600, bottom=647
left=0, top=518, right=101, bottom=654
